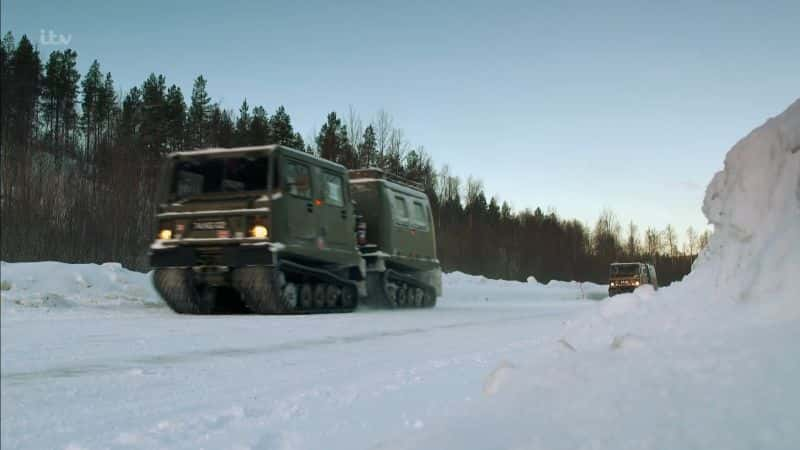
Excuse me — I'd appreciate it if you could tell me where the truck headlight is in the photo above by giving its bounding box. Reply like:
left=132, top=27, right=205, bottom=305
left=250, top=225, right=268, bottom=239
left=633, top=281, right=640, bottom=286
left=159, top=229, right=173, bottom=240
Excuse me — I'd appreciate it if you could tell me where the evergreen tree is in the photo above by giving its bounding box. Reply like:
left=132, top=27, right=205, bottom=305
left=0, top=32, right=13, bottom=142
left=97, top=72, right=117, bottom=148
left=42, top=49, right=80, bottom=151
left=186, top=75, right=210, bottom=149
left=358, top=125, right=377, bottom=167
left=316, top=111, right=354, bottom=166
left=5, top=34, right=42, bottom=149
left=90, top=71, right=117, bottom=168
left=234, top=99, right=251, bottom=146
left=118, top=87, right=144, bottom=151
left=81, top=60, right=103, bottom=154
left=290, top=132, right=305, bottom=151
left=140, top=73, right=167, bottom=154
left=249, top=105, right=271, bottom=145
left=164, top=84, right=186, bottom=152
left=269, top=105, right=300, bottom=147
left=208, top=104, right=234, bottom=148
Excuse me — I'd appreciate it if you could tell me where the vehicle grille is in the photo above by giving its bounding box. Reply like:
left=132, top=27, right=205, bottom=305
left=196, top=248, right=224, bottom=266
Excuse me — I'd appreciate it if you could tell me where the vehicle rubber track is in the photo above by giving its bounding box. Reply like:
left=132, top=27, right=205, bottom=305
left=152, top=268, right=218, bottom=314
left=232, top=264, right=358, bottom=314
left=366, top=269, right=436, bottom=309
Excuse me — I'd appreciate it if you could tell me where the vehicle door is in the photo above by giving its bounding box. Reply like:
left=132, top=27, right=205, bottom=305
left=318, top=170, right=353, bottom=248
left=390, top=192, right=413, bottom=255
left=283, top=158, right=316, bottom=242
left=409, top=199, right=433, bottom=258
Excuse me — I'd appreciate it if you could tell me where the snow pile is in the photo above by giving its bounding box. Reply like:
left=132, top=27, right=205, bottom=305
left=443, top=271, right=607, bottom=302
left=691, top=98, right=800, bottom=311
left=0, top=261, right=162, bottom=312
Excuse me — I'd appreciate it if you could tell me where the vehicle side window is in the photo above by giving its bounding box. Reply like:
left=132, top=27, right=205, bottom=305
left=323, top=172, right=344, bottom=207
left=272, top=160, right=280, bottom=189
left=411, top=201, right=429, bottom=229
left=393, top=195, right=409, bottom=224
left=285, top=161, right=311, bottom=198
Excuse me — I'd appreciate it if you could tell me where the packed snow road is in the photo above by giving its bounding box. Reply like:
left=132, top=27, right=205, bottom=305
left=1, top=264, right=602, bottom=449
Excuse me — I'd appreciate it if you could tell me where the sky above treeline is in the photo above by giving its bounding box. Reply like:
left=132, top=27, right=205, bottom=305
left=4, top=0, right=799, bottom=240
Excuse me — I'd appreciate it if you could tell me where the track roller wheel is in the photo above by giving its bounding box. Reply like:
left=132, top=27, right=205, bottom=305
left=282, top=283, right=299, bottom=310
left=325, top=285, right=341, bottom=308
left=412, top=287, right=424, bottom=307
left=397, top=284, right=408, bottom=307
left=341, top=285, right=356, bottom=309
left=300, top=283, right=313, bottom=309
left=385, top=280, right=399, bottom=308
left=313, top=284, right=326, bottom=308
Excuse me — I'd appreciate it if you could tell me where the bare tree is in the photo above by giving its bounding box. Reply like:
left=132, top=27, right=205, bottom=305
left=373, top=109, right=393, bottom=166
left=593, top=209, right=622, bottom=260
left=304, top=127, right=318, bottom=155
left=626, top=221, right=640, bottom=258
left=685, top=226, right=698, bottom=255
left=465, top=176, right=484, bottom=206
left=643, top=227, right=659, bottom=259
left=663, top=224, right=678, bottom=257
left=345, top=105, right=363, bottom=151
left=698, top=229, right=712, bottom=251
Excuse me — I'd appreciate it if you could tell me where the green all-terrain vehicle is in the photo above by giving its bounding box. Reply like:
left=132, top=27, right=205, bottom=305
left=150, top=145, right=364, bottom=314
left=349, top=168, right=441, bottom=308
left=150, top=146, right=441, bottom=314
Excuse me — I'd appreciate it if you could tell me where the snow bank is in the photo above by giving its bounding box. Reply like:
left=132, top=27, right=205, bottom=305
left=692, top=99, right=800, bottom=311
left=442, top=271, right=607, bottom=303
left=0, top=261, right=162, bottom=312
left=0, top=262, right=605, bottom=315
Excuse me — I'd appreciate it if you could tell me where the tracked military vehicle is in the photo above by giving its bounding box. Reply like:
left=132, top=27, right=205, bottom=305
left=150, top=145, right=364, bottom=314
left=349, top=169, right=442, bottom=308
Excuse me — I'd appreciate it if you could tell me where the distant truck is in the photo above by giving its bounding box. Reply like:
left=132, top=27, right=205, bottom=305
left=608, top=262, right=658, bottom=297
left=149, top=145, right=440, bottom=314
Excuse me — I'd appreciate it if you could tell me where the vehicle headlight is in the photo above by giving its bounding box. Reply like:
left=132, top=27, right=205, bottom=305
left=610, top=282, right=615, bottom=287
left=633, top=280, right=640, bottom=286
left=158, top=229, right=173, bottom=240
left=250, top=225, right=268, bottom=239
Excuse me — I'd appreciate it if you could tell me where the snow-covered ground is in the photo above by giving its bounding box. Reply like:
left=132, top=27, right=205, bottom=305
left=1, top=265, right=603, bottom=449
left=2, top=99, right=799, bottom=449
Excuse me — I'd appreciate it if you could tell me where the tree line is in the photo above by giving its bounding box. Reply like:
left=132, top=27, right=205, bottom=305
left=1, top=33, right=706, bottom=285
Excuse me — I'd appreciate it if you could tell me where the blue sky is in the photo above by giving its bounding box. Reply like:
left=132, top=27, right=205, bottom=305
left=4, top=0, right=799, bottom=240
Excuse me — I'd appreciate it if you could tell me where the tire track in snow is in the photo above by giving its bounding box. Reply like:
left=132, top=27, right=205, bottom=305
left=2, top=310, right=567, bottom=384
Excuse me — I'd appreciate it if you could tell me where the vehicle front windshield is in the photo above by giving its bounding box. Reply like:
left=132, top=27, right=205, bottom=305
left=610, top=264, right=640, bottom=277
left=171, top=156, right=268, bottom=200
